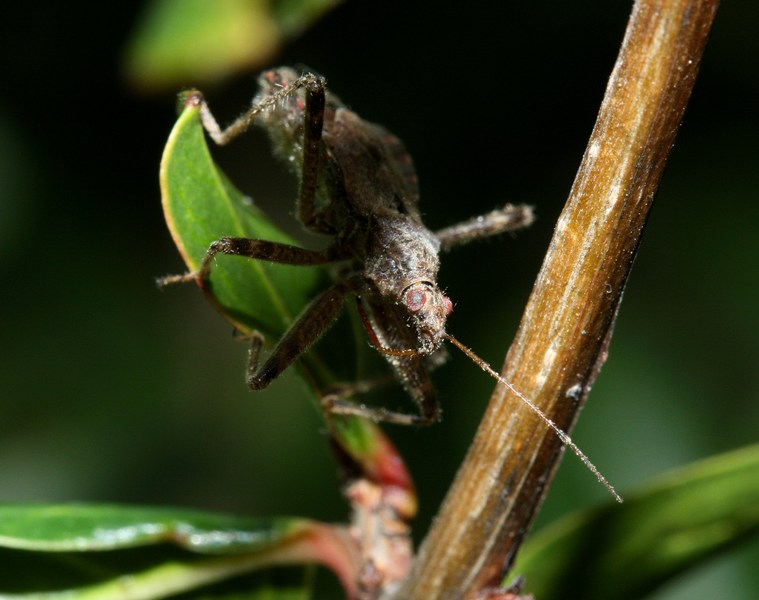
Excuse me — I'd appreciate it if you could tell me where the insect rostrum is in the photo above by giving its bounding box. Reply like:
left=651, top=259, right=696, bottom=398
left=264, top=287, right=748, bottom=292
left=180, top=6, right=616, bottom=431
left=160, top=67, right=534, bottom=426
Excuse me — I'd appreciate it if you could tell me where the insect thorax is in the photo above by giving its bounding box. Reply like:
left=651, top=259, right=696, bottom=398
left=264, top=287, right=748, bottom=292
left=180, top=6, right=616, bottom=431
left=363, top=214, right=440, bottom=297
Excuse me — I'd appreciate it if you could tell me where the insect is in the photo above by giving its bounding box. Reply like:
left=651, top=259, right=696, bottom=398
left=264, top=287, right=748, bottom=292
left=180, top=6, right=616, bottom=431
left=159, top=67, right=620, bottom=500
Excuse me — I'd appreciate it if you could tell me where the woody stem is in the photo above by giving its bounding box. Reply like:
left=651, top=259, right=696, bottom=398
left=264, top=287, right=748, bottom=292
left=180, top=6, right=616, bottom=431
left=394, top=0, right=720, bottom=598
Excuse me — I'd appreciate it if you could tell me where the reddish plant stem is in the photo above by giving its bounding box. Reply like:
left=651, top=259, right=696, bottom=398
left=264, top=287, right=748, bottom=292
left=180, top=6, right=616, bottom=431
left=393, top=1, right=719, bottom=598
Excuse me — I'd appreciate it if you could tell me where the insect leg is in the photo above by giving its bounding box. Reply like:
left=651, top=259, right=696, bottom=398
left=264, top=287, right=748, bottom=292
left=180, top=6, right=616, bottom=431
left=319, top=344, right=447, bottom=426
left=157, top=238, right=342, bottom=287
left=296, top=74, right=326, bottom=229
left=186, top=73, right=327, bottom=146
left=435, top=203, right=535, bottom=251
left=322, top=355, right=440, bottom=426
left=186, top=72, right=330, bottom=232
left=248, top=280, right=353, bottom=390
left=323, top=398, right=432, bottom=426
left=321, top=299, right=441, bottom=426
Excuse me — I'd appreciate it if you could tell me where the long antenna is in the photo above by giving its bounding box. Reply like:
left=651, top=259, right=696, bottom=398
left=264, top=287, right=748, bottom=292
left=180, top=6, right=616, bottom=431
left=447, top=334, right=622, bottom=503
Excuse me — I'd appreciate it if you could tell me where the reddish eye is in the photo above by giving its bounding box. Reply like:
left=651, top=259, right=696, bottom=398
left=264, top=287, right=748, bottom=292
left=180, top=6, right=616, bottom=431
left=406, top=289, right=427, bottom=312
left=444, top=296, right=453, bottom=315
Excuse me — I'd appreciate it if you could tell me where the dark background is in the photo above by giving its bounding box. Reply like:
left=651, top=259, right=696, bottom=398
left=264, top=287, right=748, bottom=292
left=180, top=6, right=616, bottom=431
left=1, top=2, right=757, bottom=598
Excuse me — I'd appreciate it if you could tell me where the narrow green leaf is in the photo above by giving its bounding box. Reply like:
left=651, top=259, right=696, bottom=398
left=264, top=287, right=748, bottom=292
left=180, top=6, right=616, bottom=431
left=513, top=444, right=759, bottom=600
left=160, top=100, right=411, bottom=492
left=0, top=505, right=354, bottom=598
left=0, top=504, right=307, bottom=552
left=160, top=100, right=324, bottom=340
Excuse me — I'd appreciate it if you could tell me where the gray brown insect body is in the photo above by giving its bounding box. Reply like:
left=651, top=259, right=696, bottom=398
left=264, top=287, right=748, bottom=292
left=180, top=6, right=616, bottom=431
left=161, top=68, right=626, bottom=500
left=258, top=69, right=450, bottom=354
left=166, top=67, right=533, bottom=425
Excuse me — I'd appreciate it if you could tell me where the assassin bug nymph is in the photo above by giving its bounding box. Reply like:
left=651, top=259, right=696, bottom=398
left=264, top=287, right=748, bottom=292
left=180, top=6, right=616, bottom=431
left=159, top=68, right=621, bottom=501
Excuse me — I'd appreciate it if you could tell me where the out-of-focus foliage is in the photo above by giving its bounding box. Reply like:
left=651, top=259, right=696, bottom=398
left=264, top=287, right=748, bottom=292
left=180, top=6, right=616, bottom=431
left=516, top=444, right=759, bottom=600
left=1, top=1, right=757, bottom=598
left=123, top=0, right=343, bottom=90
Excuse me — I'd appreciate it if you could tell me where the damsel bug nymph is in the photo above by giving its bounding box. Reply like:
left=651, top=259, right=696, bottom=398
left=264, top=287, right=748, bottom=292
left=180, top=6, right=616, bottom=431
left=160, top=67, right=534, bottom=426
left=159, top=68, right=623, bottom=501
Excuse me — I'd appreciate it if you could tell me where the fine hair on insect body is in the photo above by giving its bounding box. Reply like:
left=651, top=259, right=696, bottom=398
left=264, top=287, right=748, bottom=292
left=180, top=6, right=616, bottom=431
left=159, top=67, right=621, bottom=502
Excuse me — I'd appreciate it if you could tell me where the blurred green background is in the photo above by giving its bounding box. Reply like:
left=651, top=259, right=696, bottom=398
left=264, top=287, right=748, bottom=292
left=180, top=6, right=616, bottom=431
left=1, top=2, right=757, bottom=598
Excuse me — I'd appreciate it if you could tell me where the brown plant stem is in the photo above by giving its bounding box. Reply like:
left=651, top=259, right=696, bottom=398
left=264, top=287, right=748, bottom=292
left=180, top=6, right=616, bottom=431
left=393, top=0, right=719, bottom=598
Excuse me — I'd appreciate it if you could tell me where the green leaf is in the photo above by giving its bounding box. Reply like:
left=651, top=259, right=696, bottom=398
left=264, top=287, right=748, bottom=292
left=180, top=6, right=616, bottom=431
left=513, top=443, right=759, bottom=600
left=0, top=504, right=306, bottom=552
left=124, top=0, right=278, bottom=90
left=160, top=98, right=324, bottom=340
left=160, top=99, right=415, bottom=497
left=123, top=0, right=343, bottom=90
left=0, top=505, right=354, bottom=598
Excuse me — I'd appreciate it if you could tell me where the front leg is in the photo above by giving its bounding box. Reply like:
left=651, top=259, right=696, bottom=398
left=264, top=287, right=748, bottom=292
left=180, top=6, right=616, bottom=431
left=322, top=297, right=442, bottom=426
left=319, top=347, right=447, bottom=426
left=323, top=354, right=440, bottom=426
left=248, top=324, right=439, bottom=425
left=435, top=203, right=534, bottom=251
left=157, top=237, right=341, bottom=288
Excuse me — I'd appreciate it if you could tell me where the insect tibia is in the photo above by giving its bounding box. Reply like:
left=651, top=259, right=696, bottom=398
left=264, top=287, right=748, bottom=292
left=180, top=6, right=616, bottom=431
left=189, top=70, right=328, bottom=147
left=436, top=204, right=536, bottom=252
left=323, top=395, right=438, bottom=427
left=446, top=335, right=623, bottom=503
left=155, top=271, right=199, bottom=288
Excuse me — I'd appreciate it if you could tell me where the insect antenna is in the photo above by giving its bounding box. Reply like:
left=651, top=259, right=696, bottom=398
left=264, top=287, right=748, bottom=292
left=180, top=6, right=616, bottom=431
left=446, top=334, right=623, bottom=503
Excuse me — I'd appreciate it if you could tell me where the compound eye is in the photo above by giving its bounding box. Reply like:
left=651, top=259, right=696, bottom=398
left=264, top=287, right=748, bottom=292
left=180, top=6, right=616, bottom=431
left=406, top=288, right=427, bottom=312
